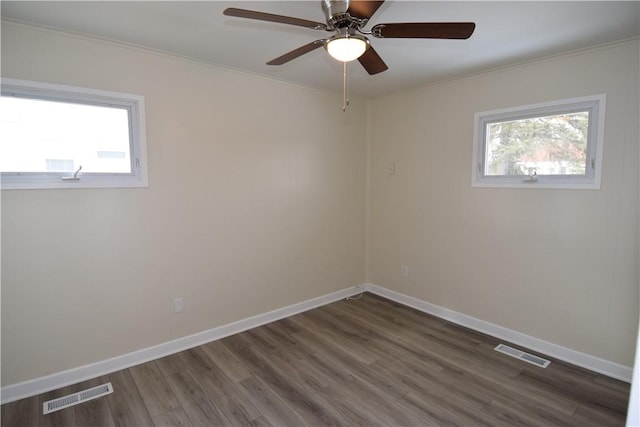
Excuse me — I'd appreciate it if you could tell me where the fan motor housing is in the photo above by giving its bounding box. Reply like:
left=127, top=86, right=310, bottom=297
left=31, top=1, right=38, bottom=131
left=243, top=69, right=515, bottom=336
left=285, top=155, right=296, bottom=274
left=322, top=0, right=362, bottom=29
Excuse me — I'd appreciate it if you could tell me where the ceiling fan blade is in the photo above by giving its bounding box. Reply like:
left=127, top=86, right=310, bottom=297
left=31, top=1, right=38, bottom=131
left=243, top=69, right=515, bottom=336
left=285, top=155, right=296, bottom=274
left=223, top=8, right=328, bottom=30
left=372, top=22, right=476, bottom=39
left=267, top=40, right=326, bottom=65
left=347, top=0, right=385, bottom=20
left=358, top=46, right=388, bottom=75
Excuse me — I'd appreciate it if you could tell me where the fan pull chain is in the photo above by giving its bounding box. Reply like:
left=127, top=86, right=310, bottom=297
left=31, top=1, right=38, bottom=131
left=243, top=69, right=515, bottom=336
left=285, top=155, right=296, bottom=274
left=342, top=61, right=350, bottom=112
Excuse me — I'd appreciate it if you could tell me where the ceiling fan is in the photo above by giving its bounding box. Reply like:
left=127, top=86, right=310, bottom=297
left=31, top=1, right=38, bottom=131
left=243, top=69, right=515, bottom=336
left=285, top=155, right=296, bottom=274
left=223, top=0, right=476, bottom=75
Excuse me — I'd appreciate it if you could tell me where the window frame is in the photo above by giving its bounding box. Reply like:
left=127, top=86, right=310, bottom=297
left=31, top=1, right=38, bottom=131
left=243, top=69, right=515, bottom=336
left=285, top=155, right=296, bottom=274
left=1, top=78, right=148, bottom=190
left=471, top=94, right=606, bottom=189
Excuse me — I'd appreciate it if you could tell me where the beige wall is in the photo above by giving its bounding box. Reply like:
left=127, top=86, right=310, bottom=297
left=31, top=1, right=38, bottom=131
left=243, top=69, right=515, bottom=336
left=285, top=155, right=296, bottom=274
left=0, top=22, right=367, bottom=386
left=368, top=40, right=639, bottom=366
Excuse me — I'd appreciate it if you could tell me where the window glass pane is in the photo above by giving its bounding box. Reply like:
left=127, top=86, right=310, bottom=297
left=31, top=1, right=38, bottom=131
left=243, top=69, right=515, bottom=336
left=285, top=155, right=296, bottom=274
left=484, top=111, right=589, bottom=176
left=0, top=96, right=131, bottom=174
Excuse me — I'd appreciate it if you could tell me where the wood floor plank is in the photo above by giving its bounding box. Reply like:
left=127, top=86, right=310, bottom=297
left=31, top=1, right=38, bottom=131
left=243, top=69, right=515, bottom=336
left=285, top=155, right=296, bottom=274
left=270, top=317, right=304, bottom=334
left=232, top=344, right=347, bottom=426
left=229, top=336, right=351, bottom=426
left=2, top=395, right=40, bottom=427
left=101, top=369, right=153, bottom=427
left=287, top=357, right=334, bottom=390
left=445, top=362, right=579, bottom=416
left=220, top=332, right=253, bottom=352
left=571, top=403, right=627, bottom=427
left=331, top=298, right=476, bottom=361
left=243, top=328, right=308, bottom=365
left=387, top=325, right=529, bottom=386
left=74, top=396, right=116, bottom=427
left=304, top=304, right=370, bottom=339
left=294, top=319, right=380, bottom=365
left=237, top=375, right=308, bottom=427
left=295, top=350, right=426, bottom=426
left=483, top=398, right=566, bottom=427
left=485, top=396, right=576, bottom=427
left=261, top=321, right=316, bottom=359
left=594, top=373, right=632, bottom=393
left=515, top=366, right=629, bottom=414
left=300, top=308, right=384, bottom=364
left=129, top=360, right=181, bottom=418
left=353, top=295, right=493, bottom=352
left=290, top=327, right=414, bottom=401
left=165, top=370, right=229, bottom=427
left=311, top=386, right=391, bottom=427
left=370, top=355, right=490, bottom=411
left=194, top=358, right=262, bottom=425
left=326, top=301, right=451, bottom=374
left=397, top=390, right=493, bottom=427
left=353, top=293, right=448, bottom=331
left=152, top=407, right=194, bottom=427
left=287, top=313, right=380, bottom=366
left=247, top=415, right=273, bottom=427
left=440, top=321, right=504, bottom=346
left=200, top=340, right=252, bottom=383
left=294, top=355, right=421, bottom=427
left=435, top=365, right=575, bottom=423
left=154, top=353, right=184, bottom=377
left=241, top=328, right=310, bottom=368
left=178, top=347, right=218, bottom=374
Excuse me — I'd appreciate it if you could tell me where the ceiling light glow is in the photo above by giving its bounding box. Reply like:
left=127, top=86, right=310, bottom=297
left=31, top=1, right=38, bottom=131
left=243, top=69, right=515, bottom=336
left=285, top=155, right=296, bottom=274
left=326, top=35, right=368, bottom=62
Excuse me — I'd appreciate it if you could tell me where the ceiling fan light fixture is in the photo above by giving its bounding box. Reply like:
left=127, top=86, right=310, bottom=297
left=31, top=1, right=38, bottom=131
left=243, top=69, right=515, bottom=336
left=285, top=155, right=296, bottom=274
left=325, top=34, right=369, bottom=62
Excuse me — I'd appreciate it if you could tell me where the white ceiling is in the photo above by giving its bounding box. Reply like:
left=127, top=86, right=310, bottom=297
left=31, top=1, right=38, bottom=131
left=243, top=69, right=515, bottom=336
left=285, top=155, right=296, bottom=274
left=2, top=1, right=639, bottom=97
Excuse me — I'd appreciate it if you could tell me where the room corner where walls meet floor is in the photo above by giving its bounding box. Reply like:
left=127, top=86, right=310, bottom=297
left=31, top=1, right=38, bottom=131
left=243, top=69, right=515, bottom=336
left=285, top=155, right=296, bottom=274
left=1, top=283, right=632, bottom=405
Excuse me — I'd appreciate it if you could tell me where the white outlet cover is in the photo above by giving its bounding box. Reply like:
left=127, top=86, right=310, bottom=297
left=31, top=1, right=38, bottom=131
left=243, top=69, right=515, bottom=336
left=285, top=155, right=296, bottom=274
left=174, top=298, right=184, bottom=313
left=401, top=265, right=409, bottom=277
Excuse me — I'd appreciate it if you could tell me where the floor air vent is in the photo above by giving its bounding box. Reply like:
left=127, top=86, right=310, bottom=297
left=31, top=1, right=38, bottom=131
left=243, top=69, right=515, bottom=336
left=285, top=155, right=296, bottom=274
left=494, top=344, right=550, bottom=368
left=43, top=382, right=113, bottom=415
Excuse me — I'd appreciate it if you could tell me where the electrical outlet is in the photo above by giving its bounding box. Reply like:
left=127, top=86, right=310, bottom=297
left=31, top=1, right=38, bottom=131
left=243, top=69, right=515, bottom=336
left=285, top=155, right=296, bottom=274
left=174, top=298, right=184, bottom=313
left=400, top=264, right=409, bottom=277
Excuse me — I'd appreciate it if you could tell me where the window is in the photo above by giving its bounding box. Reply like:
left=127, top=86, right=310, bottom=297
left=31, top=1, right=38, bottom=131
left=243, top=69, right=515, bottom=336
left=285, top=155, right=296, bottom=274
left=472, top=94, right=605, bottom=189
left=1, top=78, right=147, bottom=189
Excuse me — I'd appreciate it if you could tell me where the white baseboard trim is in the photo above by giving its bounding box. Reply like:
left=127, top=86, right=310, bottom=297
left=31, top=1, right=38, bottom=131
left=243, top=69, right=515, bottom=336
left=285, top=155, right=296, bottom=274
left=364, top=283, right=633, bottom=383
left=0, top=285, right=364, bottom=404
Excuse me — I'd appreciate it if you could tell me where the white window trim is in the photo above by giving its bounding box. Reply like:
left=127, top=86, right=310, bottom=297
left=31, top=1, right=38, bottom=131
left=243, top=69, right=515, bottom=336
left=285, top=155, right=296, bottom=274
left=1, top=78, right=148, bottom=190
left=471, top=94, right=606, bottom=189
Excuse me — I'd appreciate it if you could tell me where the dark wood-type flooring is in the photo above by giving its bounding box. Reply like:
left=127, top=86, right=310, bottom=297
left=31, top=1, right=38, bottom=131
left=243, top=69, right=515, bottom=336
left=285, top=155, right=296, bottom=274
left=1, top=293, right=631, bottom=426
